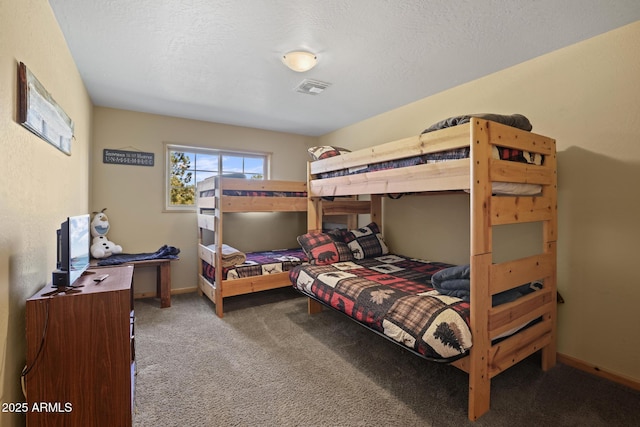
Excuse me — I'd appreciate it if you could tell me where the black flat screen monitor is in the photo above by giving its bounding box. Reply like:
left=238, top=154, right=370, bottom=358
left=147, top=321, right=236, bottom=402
left=53, top=214, right=91, bottom=287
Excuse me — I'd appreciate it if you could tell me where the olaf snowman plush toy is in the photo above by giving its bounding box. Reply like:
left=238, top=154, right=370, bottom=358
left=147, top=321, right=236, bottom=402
left=90, top=209, right=123, bottom=259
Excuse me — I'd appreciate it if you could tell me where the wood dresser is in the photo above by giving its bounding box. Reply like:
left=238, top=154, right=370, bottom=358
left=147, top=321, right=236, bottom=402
left=25, top=265, right=135, bottom=426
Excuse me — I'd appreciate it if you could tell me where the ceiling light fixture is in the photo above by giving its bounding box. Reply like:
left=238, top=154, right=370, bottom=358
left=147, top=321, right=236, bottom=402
left=282, top=51, right=317, bottom=72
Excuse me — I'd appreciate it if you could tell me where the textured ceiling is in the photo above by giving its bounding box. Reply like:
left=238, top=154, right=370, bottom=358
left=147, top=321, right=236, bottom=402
left=49, top=0, right=640, bottom=136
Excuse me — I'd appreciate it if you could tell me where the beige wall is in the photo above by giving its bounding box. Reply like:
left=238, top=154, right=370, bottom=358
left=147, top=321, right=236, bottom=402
left=319, top=21, right=640, bottom=382
left=3, top=3, right=638, bottom=424
left=0, top=1, right=93, bottom=426
left=91, top=108, right=314, bottom=295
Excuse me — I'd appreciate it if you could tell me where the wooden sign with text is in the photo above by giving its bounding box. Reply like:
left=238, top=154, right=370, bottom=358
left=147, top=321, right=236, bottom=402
left=103, top=149, right=154, bottom=166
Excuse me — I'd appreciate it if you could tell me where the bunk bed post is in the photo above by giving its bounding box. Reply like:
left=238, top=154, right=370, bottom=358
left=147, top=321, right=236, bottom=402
left=307, top=161, right=323, bottom=233
left=541, top=242, right=558, bottom=370
left=195, top=189, right=204, bottom=299
left=468, top=119, right=493, bottom=420
left=468, top=253, right=492, bottom=420
left=214, top=176, right=225, bottom=318
left=307, top=161, right=325, bottom=314
left=370, top=194, right=382, bottom=229
left=346, top=206, right=358, bottom=230
left=541, top=142, right=558, bottom=371
left=307, top=197, right=323, bottom=233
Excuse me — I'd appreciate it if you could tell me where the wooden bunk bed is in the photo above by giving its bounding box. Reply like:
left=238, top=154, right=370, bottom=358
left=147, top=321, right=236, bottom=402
left=292, top=117, right=557, bottom=421
left=196, top=176, right=368, bottom=317
left=196, top=177, right=308, bottom=317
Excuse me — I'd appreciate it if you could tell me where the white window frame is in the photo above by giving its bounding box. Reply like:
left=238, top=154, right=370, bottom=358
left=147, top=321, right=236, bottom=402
left=164, top=143, right=271, bottom=212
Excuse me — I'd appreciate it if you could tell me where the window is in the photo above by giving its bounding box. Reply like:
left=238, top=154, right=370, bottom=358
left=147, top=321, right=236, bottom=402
left=165, top=144, right=269, bottom=210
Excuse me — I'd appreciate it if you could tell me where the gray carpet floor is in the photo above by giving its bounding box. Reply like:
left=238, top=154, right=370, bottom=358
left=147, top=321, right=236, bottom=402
left=132, top=290, right=640, bottom=427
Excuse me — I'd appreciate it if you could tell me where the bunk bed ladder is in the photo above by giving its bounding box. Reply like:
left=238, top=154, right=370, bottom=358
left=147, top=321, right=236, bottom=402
left=466, top=119, right=557, bottom=420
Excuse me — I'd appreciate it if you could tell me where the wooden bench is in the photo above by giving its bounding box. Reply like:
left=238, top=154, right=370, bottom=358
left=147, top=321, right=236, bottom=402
left=91, top=258, right=176, bottom=308
left=127, top=258, right=175, bottom=308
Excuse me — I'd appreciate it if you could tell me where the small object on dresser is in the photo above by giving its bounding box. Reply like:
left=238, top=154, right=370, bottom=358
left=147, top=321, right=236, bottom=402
left=93, top=274, right=109, bottom=283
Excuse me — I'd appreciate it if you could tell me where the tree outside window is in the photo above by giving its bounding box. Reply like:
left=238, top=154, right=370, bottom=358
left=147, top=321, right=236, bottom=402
left=167, top=145, right=267, bottom=209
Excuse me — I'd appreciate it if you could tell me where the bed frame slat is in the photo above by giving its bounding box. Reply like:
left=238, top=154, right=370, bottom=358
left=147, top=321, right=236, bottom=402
left=197, top=243, right=215, bottom=265
left=491, top=195, right=553, bottom=225
left=219, top=272, right=292, bottom=297
left=489, top=253, right=554, bottom=295
left=488, top=289, right=554, bottom=339
left=488, top=318, right=554, bottom=378
left=322, top=199, right=371, bottom=215
left=220, top=177, right=307, bottom=193
left=310, top=125, right=470, bottom=175
left=489, top=159, right=554, bottom=185
left=219, top=195, right=307, bottom=212
left=197, top=196, right=216, bottom=209
left=485, top=121, right=555, bottom=155
left=197, top=213, right=215, bottom=231
left=310, top=159, right=470, bottom=197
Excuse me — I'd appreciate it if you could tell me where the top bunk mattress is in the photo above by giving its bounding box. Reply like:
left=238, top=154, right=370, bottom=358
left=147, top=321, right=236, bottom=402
left=196, top=177, right=308, bottom=212
left=315, top=147, right=542, bottom=196
left=199, top=189, right=307, bottom=198
left=308, top=114, right=550, bottom=196
left=316, top=145, right=542, bottom=178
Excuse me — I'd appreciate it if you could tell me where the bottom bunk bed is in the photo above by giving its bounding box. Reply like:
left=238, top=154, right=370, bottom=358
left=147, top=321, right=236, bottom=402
left=198, top=246, right=307, bottom=316
left=290, top=222, right=555, bottom=421
left=290, top=254, right=547, bottom=359
left=290, top=254, right=470, bottom=360
left=290, top=223, right=548, bottom=363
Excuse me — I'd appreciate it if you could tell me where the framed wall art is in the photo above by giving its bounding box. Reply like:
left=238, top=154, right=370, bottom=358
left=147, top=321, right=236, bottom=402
left=17, top=62, right=74, bottom=155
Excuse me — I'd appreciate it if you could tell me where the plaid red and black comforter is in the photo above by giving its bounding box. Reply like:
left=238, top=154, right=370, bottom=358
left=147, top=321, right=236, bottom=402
left=289, top=254, right=473, bottom=362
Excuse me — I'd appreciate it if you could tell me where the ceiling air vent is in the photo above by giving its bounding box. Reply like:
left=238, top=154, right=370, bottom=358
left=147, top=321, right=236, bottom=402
left=294, top=79, right=331, bottom=95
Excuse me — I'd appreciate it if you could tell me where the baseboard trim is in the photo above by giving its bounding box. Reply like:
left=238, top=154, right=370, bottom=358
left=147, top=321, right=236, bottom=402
left=171, top=287, right=198, bottom=295
left=557, top=353, right=640, bottom=391
left=134, top=287, right=198, bottom=300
